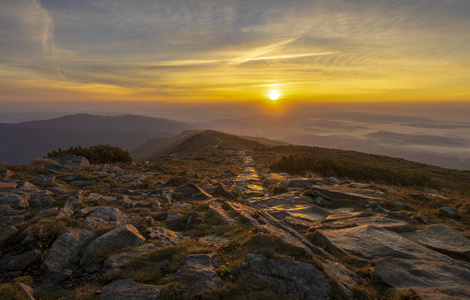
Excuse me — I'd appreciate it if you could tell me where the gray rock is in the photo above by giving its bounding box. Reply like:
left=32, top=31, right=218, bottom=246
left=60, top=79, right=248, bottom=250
left=423, top=188, right=439, bottom=194
left=308, top=186, right=375, bottom=207
left=32, top=207, right=59, bottom=220
left=1, top=169, right=14, bottom=179
left=241, top=254, right=330, bottom=300
left=170, top=203, right=192, bottom=210
left=280, top=179, right=311, bottom=190
left=165, top=213, right=183, bottom=227
left=440, top=207, right=458, bottom=217
left=81, top=207, right=130, bottom=230
left=43, top=228, right=97, bottom=279
left=150, top=197, right=161, bottom=211
left=57, top=191, right=84, bottom=217
left=315, top=196, right=330, bottom=206
left=208, top=200, right=235, bottom=224
left=177, top=254, right=227, bottom=296
left=100, top=278, right=161, bottom=300
left=31, top=174, right=56, bottom=187
left=0, top=181, right=18, bottom=191
left=213, top=183, right=239, bottom=201
left=1, top=250, right=41, bottom=271
left=81, top=225, right=145, bottom=265
left=146, top=226, right=185, bottom=246
left=371, top=258, right=470, bottom=300
left=49, top=183, right=74, bottom=195
left=104, top=243, right=157, bottom=271
left=51, top=153, right=90, bottom=167
left=36, top=163, right=74, bottom=173
left=322, top=260, right=360, bottom=296
left=75, top=207, right=96, bottom=218
left=0, top=226, right=17, bottom=245
left=401, top=224, right=470, bottom=259
left=0, top=215, right=24, bottom=227
left=0, top=193, right=29, bottom=209
left=416, top=213, right=429, bottom=224
left=87, top=193, right=102, bottom=201
left=29, top=197, right=53, bottom=209
left=0, top=204, right=16, bottom=215
left=175, top=183, right=213, bottom=201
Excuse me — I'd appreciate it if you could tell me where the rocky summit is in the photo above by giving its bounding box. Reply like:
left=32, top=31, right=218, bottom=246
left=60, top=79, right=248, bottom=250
left=1, top=151, right=470, bottom=300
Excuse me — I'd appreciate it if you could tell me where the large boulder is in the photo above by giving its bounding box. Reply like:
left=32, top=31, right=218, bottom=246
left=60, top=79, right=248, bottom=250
left=175, top=183, right=213, bottom=201
left=51, top=153, right=90, bottom=167
left=43, top=228, right=97, bottom=279
left=0, top=226, right=18, bottom=245
left=81, top=207, right=130, bottom=230
left=240, top=254, right=330, bottom=300
left=100, top=278, right=161, bottom=300
left=177, top=254, right=227, bottom=296
left=57, top=191, right=84, bottom=217
left=81, top=225, right=145, bottom=265
left=401, top=224, right=470, bottom=259
left=103, top=243, right=157, bottom=271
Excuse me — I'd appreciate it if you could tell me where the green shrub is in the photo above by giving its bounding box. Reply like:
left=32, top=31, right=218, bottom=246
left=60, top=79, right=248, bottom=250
left=48, top=144, right=132, bottom=164
left=270, top=154, right=438, bottom=188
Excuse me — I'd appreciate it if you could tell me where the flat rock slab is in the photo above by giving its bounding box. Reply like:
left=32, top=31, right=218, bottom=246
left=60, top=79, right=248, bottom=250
left=100, top=278, right=161, bottom=300
left=308, top=185, right=381, bottom=207
left=314, top=225, right=470, bottom=299
left=314, top=225, right=447, bottom=261
left=401, top=224, right=470, bottom=259
left=322, top=215, right=414, bottom=232
left=241, top=254, right=330, bottom=300
left=322, top=260, right=360, bottom=296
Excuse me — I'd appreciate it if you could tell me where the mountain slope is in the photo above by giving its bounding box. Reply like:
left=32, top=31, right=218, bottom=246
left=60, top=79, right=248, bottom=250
left=132, top=130, right=287, bottom=159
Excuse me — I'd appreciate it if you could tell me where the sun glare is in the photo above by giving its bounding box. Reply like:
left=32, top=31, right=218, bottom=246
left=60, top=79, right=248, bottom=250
left=269, top=90, right=280, bottom=101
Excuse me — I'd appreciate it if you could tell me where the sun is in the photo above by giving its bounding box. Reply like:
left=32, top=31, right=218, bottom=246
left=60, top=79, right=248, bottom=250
left=268, top=90, right=280, bottom=101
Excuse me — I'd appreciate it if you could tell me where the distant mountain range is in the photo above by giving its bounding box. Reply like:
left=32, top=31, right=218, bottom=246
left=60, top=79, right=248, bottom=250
left=0, top=114, right=193, bottom=164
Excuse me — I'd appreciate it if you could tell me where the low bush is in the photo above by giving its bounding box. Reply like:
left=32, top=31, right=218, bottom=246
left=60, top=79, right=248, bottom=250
left=48, top=144, right=132, bottom=164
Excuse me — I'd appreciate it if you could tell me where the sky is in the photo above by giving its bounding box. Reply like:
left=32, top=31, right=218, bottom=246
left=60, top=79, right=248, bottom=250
left=0, top=0, right=469, bottom=104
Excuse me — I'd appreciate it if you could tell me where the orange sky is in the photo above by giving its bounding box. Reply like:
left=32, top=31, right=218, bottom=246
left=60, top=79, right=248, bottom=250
left=1, top=0, right=469, bottom=103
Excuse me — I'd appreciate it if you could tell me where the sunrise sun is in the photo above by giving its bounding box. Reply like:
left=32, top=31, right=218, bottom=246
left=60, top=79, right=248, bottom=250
left=268, top=90, right=280, bottom=101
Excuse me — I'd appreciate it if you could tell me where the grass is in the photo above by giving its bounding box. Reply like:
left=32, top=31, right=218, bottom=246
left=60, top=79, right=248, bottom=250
left=0, top=283, right=28, bottom=300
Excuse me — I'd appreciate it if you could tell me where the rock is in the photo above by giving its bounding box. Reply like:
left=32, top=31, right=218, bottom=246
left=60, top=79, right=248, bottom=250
left=314, top=197, right=330, bottom=206
left=371, top=258, right=470, bottom=299
left=322, top=260, right=360, bottom=296
left=81, top=225, right=145, bottom=265
left=75, top=207, right=96, bottom=218
left=415, top=213, right=429, bottom=224
left=32, top=207, right=59, bottom=220
left=307, top=186, right=374, bottom=207
left=51, top=153, right=90, bottom=167
left=280, top=179, right=311, bottom=190
left=0, top=181, right=17, bottom=191
left=49, top=183, right=74, bottom=195
left=170, top=203, right=192, bottom=210
left=349, top=182, right=369, bottom=188
left=322, top=214, right=414, bottom=232
left=423, top=188, right=439, bottom=194
left=384, top=200, right=405, bottom=211
left=31, top=174, right=56, bottom=187
left=43, top=228, right=97, bottom=279
left=0, top=193, right=29, bottom=209
left=14, top=282, right=35, bottom=300
left=199, top=234, right=229, bottom=247
left=150, top=198, right=161, bottom=211
left=36, top=163, right=74, bottom=173
left=241, top=254, right=330, bottom=300
left=1, top=169, right=14, bottom=179
left=1, top=250, right=41, bottom=271
left=439, top=207, right=458, bottom=217
left=58, top=191, right=84, bottom=217
left=100, top=278, right=161, bottom=300
left=0, top=215, right=24, bottom=227
left=208, top=200, right=235, bottom=224
left=213, top=183, right=239, bottom=200
left=29, top=197, right=53, bottom=209
left=145, top=226, right=185, bottom=246
left=0, top=226, right=17, bottom=245
left=81, top=207, right=130, bottom=230
left=0, top=204, right=16, bottom=215
left=104, top=243, right=157, bottom=271
left=408, top=193, right=429, bottom=201
left=184, top=211, right=202, bottom=230
left=175, top=183, right=213, bottom=201
left=401, top=224, right=470, bottom=259
left=177, top=254, right=227, bottom=296
left=165, top=213, right=183, bottom=228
